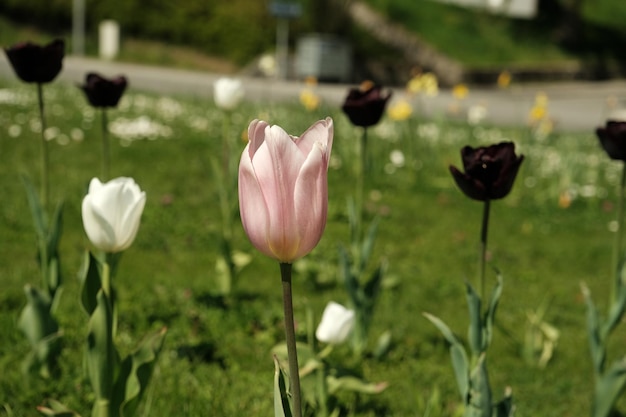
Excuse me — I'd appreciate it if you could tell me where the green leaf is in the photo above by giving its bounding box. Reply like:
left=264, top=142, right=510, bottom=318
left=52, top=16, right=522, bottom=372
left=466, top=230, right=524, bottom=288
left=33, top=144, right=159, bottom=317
left=592, top=358, right=626, bottom=417
left=86, top=290, right=115, bottom=401
left=79, top=251, right=103, bottom=316
left=359, top=217, right=380, bottom=273
left=274, top=355, right=293, bottom=417
left=18, top=284, right=61, bottom=377
left=21, top=174, right=47, bottom=241
left=339, top=245, right=359, bottom=307
left=37, top=399, right=81, bottom=417
left=466, top=354, right=492, bottom=417
left=581, top=283, right=605, bottom=374
left=115, top=327, right=167, bottom=417
left=326, top=375, right=388, bottom=395
left=602, top=273, right=626, bottom=340
left=465, top=282, right=483, bottom=357
left=423, top=312, right=469, bottom=400
left=484, top=274, right=503, bottom=351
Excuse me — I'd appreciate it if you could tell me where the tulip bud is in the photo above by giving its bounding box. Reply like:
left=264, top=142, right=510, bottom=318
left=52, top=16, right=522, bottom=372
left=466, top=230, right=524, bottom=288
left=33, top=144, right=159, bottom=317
left=214, top=77, right=244, bottom=110
left=238, top=118, right=333, bottom=263
left=316, top=301, right=355, bottom=345
left=81, top=177, right=146, bottom=253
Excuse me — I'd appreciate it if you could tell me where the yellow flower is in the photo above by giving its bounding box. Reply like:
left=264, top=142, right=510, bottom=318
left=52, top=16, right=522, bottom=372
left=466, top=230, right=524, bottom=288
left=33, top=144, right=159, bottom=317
left=528, top=105, right=547, bottom=123
left=387, top=99, right=413, bottom=121
left=407, top=72, right=438, bottom=97
left=497, top=70, right=511, bottom=89
left=300, top=88, right=320, bottom=111
left=452, top=83, right=469, bottom=100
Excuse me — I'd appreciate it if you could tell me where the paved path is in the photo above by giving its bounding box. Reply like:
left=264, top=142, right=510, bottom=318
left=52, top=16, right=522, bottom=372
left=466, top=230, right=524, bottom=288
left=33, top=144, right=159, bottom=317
left=2, top=54, right=626, bottom=133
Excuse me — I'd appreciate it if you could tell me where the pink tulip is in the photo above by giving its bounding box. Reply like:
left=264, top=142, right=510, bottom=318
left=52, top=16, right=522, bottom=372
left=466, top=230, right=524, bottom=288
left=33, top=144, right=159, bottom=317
left=238, top=118, right=334, bottom=263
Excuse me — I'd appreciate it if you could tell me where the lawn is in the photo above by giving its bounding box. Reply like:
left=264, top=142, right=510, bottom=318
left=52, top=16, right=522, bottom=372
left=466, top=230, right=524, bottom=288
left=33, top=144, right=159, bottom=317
left=0, top=74, right=625, bottom=417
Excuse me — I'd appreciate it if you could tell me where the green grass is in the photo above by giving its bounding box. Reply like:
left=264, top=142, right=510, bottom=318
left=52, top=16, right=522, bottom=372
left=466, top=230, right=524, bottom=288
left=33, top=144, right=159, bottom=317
left=0, top=76, right=625, bottom=417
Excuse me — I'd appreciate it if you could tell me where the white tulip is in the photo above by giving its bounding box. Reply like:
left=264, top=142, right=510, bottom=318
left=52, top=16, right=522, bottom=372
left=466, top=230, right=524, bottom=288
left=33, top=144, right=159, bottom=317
left=315, top=301, right=355, bottom=345
left=213, top=77, right=244, bottom=110
left=81, top=177, right=146, bottom=253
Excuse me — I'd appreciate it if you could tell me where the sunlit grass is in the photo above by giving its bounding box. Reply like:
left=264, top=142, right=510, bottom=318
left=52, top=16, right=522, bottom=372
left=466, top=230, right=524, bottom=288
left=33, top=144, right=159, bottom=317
left=0, top=77, right=624, bottom=416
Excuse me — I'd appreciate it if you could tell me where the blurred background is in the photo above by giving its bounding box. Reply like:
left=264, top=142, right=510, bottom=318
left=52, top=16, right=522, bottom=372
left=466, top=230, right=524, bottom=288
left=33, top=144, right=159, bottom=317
left=1, top=0, right=625, bottom=86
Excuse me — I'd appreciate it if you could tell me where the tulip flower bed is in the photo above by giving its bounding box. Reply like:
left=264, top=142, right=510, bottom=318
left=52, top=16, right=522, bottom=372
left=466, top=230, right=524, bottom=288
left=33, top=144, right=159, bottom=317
left=1, top=76, right=625, bottom=417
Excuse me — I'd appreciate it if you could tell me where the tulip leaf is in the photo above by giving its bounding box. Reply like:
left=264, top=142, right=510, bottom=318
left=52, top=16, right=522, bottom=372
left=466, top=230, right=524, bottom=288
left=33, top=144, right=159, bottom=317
left=592, top=358, right=626, bottom=417
left=466, top=354, right=492, bottom=417
left=37, top=399, right=82, bottom=417
left=47, top=200, right=64, bottom=263
left=274, top=355, right=293, bottom=417
left=465, top=282, right=483, bottom=357
left=21, top=174, right=47, bottom=240
left=86, top=290, right=115, bottom=401
left=602, top=269, right=626, bottom=340
left=423, top=312, right=469, bottom=400
left=79, top=251, right=103, bottom=316
left=114, top=327, right=167, bottom=417
left=326, top=375, right=388, bottom=395
left=18, top=284, right=61, bottom=377
left=581, top=283, right=605, bottom=374
left=359, top=217, right=380, bottom=273
left=484, top=274, right=503, bottom=351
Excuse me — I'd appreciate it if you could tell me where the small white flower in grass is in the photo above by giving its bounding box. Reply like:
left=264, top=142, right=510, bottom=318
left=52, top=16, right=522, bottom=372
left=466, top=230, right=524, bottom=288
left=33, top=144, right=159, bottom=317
left=316, top=301, right=355, bottom=345
left=8, top=124, right=22, bottom=138
left=390, top=149, right=405, bottom=167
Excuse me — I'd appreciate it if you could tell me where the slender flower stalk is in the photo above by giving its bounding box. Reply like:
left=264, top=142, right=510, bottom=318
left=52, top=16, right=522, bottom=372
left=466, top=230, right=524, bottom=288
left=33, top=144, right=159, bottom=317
left=479, top=199, right=491, bottom=301
left=37, top=83, right=50, bottom=209
left=612, top=162, right=626, bottom=306
left=79, top=72, right=128, bottom=180
left=280, top=263, right=302, bottom=417
left=101, top=109, right=110, bottom=181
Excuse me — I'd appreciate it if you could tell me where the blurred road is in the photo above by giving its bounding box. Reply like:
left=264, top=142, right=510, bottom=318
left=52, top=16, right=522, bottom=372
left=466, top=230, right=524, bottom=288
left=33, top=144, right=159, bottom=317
left=2, top=54, right=626, bottom=133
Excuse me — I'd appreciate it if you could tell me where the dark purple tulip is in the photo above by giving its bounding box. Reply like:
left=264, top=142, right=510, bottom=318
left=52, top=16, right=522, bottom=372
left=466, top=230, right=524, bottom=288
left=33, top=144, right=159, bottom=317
left=4, top=39, right=64, bottom=84
left=80, top=73, right=128, bottom=108
left=341, top=81, right=392, bottom=128
left=596, top=120, right=626, bottom=161
left=450, top=142, right=524, bottom=201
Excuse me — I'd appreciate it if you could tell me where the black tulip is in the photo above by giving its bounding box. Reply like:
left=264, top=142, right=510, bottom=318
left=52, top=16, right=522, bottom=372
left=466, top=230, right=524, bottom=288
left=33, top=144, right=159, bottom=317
left=341, top=82, right=392, bottom=128
left=80, top=72, right=128, bottom=108
left=450, top=142, right=524, bottom=201
left=596, top=120, right=626, bottom=161
left=4, top=39, right=65, bottom=84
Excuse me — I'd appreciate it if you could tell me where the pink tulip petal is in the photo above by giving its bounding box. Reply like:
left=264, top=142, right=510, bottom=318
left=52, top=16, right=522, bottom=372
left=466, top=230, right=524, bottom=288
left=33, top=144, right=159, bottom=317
left=247, top=119, right=269, bottom=159
left=238, top=145, right=274, bottom=259
left=253, top=125, right=306, bottom=260
left=295, top=117, right=333, bottom=160
left=293, top=142, right=327, bottom=259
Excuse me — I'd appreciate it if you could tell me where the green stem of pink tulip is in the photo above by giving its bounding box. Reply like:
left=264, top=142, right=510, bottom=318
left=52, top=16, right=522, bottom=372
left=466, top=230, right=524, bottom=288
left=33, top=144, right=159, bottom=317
left=280, top=262, right=302, bottom=417
left=479, top=198, right=491, bottom=302
left=37, top=83, right=49, bottom=209
left=101, top=109, right=110, bottom=181
left=612, top=162, right=626, bottom=307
